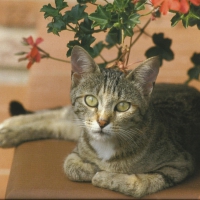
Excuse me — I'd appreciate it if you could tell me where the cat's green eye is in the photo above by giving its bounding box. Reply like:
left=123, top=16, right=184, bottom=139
left=116, top=102, right=130, bottom=112
left=85, top=95, right=98, bottom=107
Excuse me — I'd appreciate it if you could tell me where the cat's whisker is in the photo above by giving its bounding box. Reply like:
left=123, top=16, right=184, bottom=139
left=111, top=127, right=143, bottom=149
left=135, top=128, right=144, bottom=134
left=71, top=119, right=85, bottom=129
left=1, top=45, right=199, bottom=198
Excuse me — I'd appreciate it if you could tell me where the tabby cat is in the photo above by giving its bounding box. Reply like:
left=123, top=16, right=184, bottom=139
left=0, top=46, right=200, bottom=198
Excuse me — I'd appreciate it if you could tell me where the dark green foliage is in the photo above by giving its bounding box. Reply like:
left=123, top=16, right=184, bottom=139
left=64, top=4, right=88, bottom=24
left=40, top=0, right=68, bottom=35
left=40, top=0, right=142, bottom=59
left=40, top=0, right=200, bottom=84
left=89, top=5, right=111, bottom=29
left=93, top=42, right=105, bottom=58
left=171, top=5, right=200, bottom=29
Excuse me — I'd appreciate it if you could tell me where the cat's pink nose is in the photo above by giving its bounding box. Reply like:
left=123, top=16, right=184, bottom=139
left=97, top=119, right=109, bottom=128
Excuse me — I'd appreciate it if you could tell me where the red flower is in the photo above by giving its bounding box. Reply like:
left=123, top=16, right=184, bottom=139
left=20, top=36, right=43, bottom=69
left=190, top=0, right=200, bottom=5
left=152, top=0, right=200, bottom=14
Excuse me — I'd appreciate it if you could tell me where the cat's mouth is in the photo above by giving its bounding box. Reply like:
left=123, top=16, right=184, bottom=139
left=91, top=129, right=110, bottom=140
left=93, top=129, right=105, bottom=135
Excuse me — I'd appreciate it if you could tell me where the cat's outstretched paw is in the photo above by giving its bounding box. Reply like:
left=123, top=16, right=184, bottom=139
left=0, top=115, right=24, bottom=129
left=0, top=128, right=20, bottom=148
left=0, top=119, right=16, bottom=147
left=0, top=116, right=27, bottom=147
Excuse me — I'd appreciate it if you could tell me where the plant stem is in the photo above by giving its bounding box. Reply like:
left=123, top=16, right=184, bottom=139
left=79, top=26, right=106, bottom=34
left=140, top=9, right=155, bottom=17
left=38, top=47, right=70, bottom=63
left=120, top=18, right=125, bottom=46
left=48, top=55, right=70, bottom=63
left=67, top=24, right=77, bottom=32
left=126, top=36, right=133, bottom=66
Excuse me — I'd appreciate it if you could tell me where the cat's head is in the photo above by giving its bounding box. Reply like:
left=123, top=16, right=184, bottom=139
left=70, top=46, right=160, bottom=142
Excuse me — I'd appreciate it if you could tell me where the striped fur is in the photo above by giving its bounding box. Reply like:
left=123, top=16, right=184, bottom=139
left=0, top=46, right=200, bottom=198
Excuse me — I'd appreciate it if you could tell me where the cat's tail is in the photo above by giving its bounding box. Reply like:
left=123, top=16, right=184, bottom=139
left=9, top=101, right=64, bottom=116
left=9, top=101, right=33, bottom=116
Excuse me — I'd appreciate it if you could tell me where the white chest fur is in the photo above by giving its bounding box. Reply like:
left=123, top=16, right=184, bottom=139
left=90, top=140, right=116, bottom=161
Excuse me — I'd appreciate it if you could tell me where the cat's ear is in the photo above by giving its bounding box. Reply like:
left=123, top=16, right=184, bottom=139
left=126, top=56, right=160, bottom=97
left=71, top=45, right=100, bottom=74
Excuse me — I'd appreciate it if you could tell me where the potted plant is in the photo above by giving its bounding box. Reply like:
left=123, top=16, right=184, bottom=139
left=3, top=1, right=200, bottom=198
left=17, top=0, right=200, bottom=84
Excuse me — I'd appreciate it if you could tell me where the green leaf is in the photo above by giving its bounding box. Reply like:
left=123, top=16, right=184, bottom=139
left=171, top=13, right=183, bottom=27
left=182, top=14, right=191, bottom=28
left=67, top=35, right=95, bottom=57
left=75, top=18, right=94, bottom=40
left=123, top=25, right=134, bottom=37
left=66, top=40, right=81, bottom=57
left=77, top=0, right=97, bottom=3
left=71, top=4, right=87, bottom=22
left=47, top=17, right=66, bottom=35
left=134, top=0, right=146, bottom=11
left=79, top=17, right=94, bottom=33
left=55, top=0, right=68, bottom=11
left=106, top=28, right=121, bottom=48
left=171, top=5, right=200, bottom=29
left=89, top=5, right=111, bottom=29
left=93, top=41, right=105, bottom=58
left=105, top=3, right=114, bottom=12
left=40, top=4, right=59, bottom=18
left=113, top=0, right=129, bottom=11
left=188, top=5, right=200, bottom=29
left=81, top=34, right=96, bottom=47
left=128, top=13, right=140, bottom=28
left=64, top=4, right=88, bottom=24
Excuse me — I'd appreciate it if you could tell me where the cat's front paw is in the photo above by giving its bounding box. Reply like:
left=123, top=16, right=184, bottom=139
left=0, top=119, right=10, bottom=130
left=64, top=153, right=99, bottom=182
left=0, top=116, right=26, bottom=148
left=0, top=127, right=22, bottom=148
left=0, top=128, right=13, bottom=147
left=0, top=116, right=24, bottom=129
left=92, top=171, right=146, bottom=198
left=92, top=171, right=116, bottom=188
